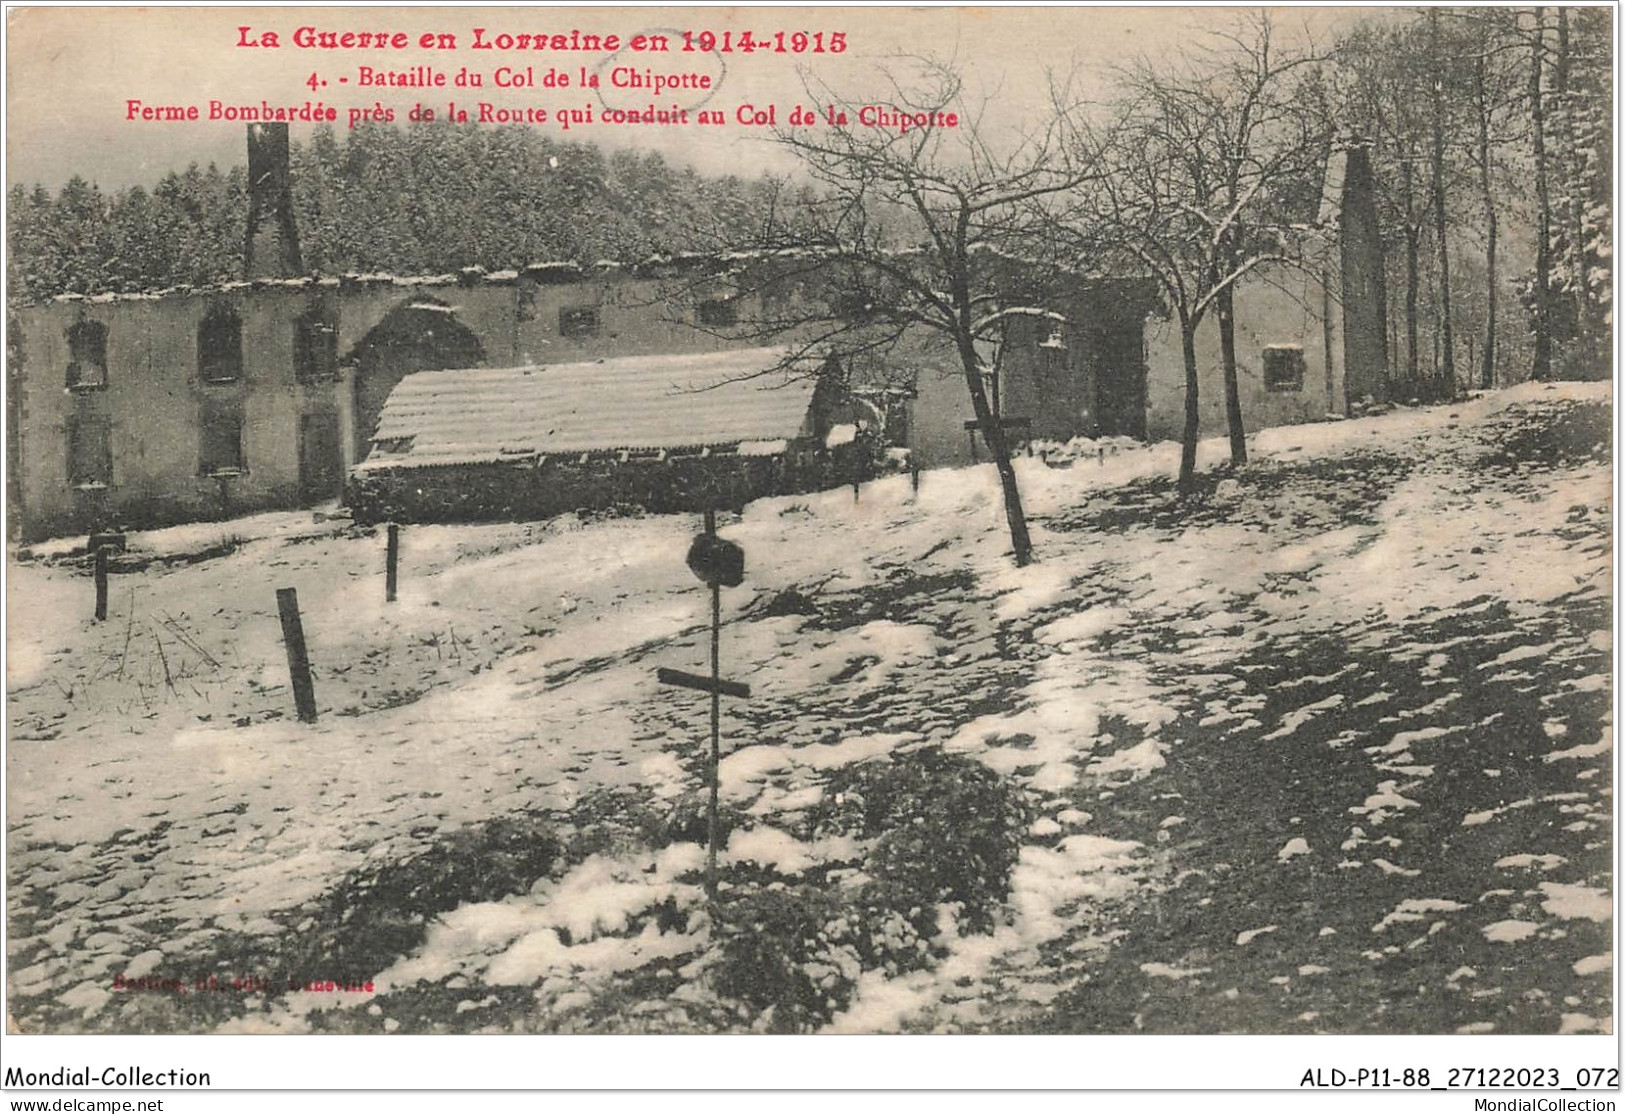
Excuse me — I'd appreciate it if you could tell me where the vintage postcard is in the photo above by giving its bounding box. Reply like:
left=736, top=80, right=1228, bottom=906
left=3, top=2, right=1615, bottom=1093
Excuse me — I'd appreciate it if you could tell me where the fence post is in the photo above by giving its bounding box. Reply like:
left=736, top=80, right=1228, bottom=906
left=93, top=546, right=109, bottom=622
left=385, top=523, right=399, bottom=603
left=275, top=587, right=318, bottom=723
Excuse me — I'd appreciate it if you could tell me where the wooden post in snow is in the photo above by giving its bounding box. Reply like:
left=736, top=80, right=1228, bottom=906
left=967, top=417, right=1032, bottom=464
left=93, top=546, right=109, bottom=622
left=275, top=587, right=318, bottom=723
left=658, top=508, right=750, bottom=904
left=385, top=523, right=399, bottom=603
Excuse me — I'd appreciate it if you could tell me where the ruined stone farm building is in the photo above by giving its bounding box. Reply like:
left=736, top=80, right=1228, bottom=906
left=5, top=127, right=1386, bottom=541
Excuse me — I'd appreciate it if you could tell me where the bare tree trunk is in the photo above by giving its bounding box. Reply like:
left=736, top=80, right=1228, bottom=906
left=1178, top=317, right=1201, bottom=494
left=1556, top=8, right=1591, bottom=370
left=954, top=321, right=1033, bottom=566
left=1402, top=152, right=1421, bottom=397
left=1217, top=283, right=1247, bottom=464
left=1322, top=267, right=1338, bottom=413
left=1530, top=7, right=1553, bottom=381
left=1429, top=9, right=1456, bottom=400
left=1476, top=50, right=1499, bottom=390
left=1388, top=282, right=1401, bottom=390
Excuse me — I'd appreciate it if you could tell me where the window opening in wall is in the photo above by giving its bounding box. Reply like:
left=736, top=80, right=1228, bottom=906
left=67, top=319, right=109, bottom=389
left=1263, top=344, right=1306, bottom=392
left=67, top=413, right=112, bottom=487
left=1038, top=328, right=1068, bottom=376
left=516, top=284, right=539, bottom=322
left=294, top=305, right=338, bottom=382
left=199, top=305, right=244, bottom=383
left=832, top=289, right=878, bottom=322
left=559, top=306, right=601, bottom=338
left=697, top=297, right=739, bottom=327
left=200, top=397, right=245, bottom=474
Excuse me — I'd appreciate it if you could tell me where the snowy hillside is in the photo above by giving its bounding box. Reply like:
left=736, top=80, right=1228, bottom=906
left=5, top=381, right=1612, bottom=1035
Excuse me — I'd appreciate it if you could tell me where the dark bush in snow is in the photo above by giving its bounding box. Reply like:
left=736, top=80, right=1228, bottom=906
left=712, top=885, right=863, bottom=1033
left=707, top=749, right=1032, bottom=1031
left=278, top=812, right=561, bottom=985
left=811, top=748, right=1032, bottom=933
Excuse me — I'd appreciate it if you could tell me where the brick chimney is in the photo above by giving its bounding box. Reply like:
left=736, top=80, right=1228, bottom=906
left=244, top=123, right=303, bottom=279
left=1339, top=141, right=1389, bottom=406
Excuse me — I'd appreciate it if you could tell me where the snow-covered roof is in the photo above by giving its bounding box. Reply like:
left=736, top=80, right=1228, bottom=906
left=355, top=347, right=820, bottom=471
left=21, top=246, right=1151, bottom=309
left=21, top=252, right=809, bottom=307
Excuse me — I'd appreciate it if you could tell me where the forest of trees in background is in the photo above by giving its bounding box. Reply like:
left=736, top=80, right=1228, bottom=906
left=1334, top=5, right=1612, bottom=391
left=6, top=7, right=1613, bottom=387
left=6, top=125, right=790, bottom=299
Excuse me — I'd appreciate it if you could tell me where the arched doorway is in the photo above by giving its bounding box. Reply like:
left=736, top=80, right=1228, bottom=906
left=348, top=298, right=485, bottom=460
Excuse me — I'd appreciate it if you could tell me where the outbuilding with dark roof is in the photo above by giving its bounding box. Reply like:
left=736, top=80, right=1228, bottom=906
left=345, top=347, right=865, bottom=524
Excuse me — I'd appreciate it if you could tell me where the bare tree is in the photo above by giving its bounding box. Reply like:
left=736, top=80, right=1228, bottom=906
left=1426, top=6, right=1528, bottom=393
left=688, top=58, right=1099, bottom=567
left=1528, top=6, right=1554, bottom=381
left=1512, top=4, right=1611, bottom=382
left=1077, top=14, right=1329, bottom=493
left=1546, top=5, right=1612, bottom=379
left=1427, top=9, right=1458, bottom=395
left=1554, top=7, right=1585, bottom=365
left=1460, top=10, right=1520, bottom=389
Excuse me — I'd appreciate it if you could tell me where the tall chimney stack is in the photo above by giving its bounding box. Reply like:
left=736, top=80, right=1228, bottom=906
left=1339, top=141, right=1389, bottom=407
left=244, top=123, right=303, bottom=279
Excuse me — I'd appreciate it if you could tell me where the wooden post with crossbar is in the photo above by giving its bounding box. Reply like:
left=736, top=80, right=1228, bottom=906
left=657, top=509, right=750, bottom=903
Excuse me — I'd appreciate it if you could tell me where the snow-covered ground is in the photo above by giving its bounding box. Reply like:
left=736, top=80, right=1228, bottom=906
left=5, top=381, right=1612, bottom=1034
